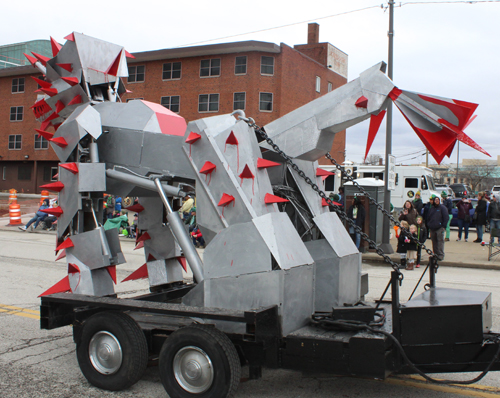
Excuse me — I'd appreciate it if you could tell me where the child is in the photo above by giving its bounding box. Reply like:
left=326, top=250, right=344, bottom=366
left=405, top=224, right=418, bottom=271
left=396, top=221, right=410, bottom=269
left=415, top=216, right=427, bottom=268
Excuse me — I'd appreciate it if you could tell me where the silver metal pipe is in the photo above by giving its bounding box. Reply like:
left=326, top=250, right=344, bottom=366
left=90, top=142, right=99, bottom=163
left=153, top=178, right=204, bottom=283
left=106, top=169, right=185, bottom=198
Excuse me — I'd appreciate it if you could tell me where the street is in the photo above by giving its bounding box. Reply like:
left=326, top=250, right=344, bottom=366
left=1, top=229, right=500, bottom=397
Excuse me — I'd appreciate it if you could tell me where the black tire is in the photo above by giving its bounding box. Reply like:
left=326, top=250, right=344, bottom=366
left=76, top=311, right=148, bottom=391
left=159, top=324, right=241, bottom=398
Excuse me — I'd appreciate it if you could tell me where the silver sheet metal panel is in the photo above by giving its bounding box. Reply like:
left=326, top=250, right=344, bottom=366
left=66, top=229, right=111, bottom=271
left=313, top=212, right=359, bottom=258
left=288, top=160, right=326, bottom=217
left=147, top=259, right=183, bottom=287
left=78, top=163, right=106, bottom=192
left=57, top=165, right=81, bottom=239
left=144, top=224, right=182, bottom=260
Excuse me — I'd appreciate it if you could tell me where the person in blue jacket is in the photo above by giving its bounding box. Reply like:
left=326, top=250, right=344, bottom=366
left=18, top=199, right=49, bottom=231
left=426, top=195, right=449, bottom=260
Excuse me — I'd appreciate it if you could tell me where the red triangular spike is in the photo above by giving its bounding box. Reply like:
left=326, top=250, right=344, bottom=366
left=64, top=33, right=75, bottom=42
left=316, top=168, right=334, bottom=177
left=225, top=131, right=238, bottom=145
left=41, top=87, right=58, bottom=97
left=147, top=253, right=156, bottom=261
left=50, top=136, right=68, bottom=148
left=136, top=231, right=151, bottom=242
left=35, top=129, right=54, bottom=140
left=67, top=95, right=82, bottom=106
left=55, top=249, right=66, bottom=261
left=40, top=206, right=63, bottom=217
left=31, top=76, right=51, bottom=88
left=40, top=112, right=60, bottom=131
left=57, top=63, right=73, bottom=72
left=38, top=276, right=71, bottom=297
left=105, top=50, right=123, bottom=76
left=364, top=110, right=387, bottom=161
left=60, top=163, right=79, bottom=174
left=106, top=266, right=117, bottom=284
left=125, top=203, right=145, bottom=213
left=55, top=237, right=74, bottom=252
left=55, top=100, right=65, bottom=113
left=31, top=52, right=50, bottom=66
left=134, top=241, right=145, bottom=251
left=53, top=123, right=62, bottom=131
left=24, top=53, right=39, bottom=66
left=68, top=263, right=80, bottom=274
left=61, top=76, right=79, bottom=86
left=218, top=193, right=235, bottom=207
left=257, top=158, right=281, bottom=169
left=122, top=263, right=148, bottom=282
left=185, top=132, right=201, bottom=144
left=264, top=193, right=289, bottom=204
left=322, top=198, right=342, bottom=207
left=125, top=50, right=135, bottom=59
left=199, top=161, right=216, bottom=175
left=177, top=257, right=187, bottom=272
left=239, top=164, right=254, bottom=179
left=355, top=95, right=368, bottom=108
left=39, top=181, right=64, bottom=192
left=50, top=37, right=62, bottom=56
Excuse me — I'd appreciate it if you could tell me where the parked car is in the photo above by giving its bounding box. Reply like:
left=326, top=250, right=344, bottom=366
left=435, top=184, right=455, bottom=199
left=491, top=186, right=500, bottom=194
left=449, top=183, right=474, bottom=198
left=450, top=198, right=489, bottom=230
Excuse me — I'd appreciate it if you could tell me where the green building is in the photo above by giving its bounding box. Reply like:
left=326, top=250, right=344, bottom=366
left=0, top=40, right=52, bottom=69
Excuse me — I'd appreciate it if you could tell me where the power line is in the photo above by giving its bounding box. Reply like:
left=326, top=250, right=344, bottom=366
left=402, top=0, right=500, bottom=5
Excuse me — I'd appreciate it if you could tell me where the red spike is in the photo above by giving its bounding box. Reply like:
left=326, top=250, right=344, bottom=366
left=61, top=76, right=79, bottom=86
left=31, top=76, right=51, bottom=88
left=35, top=129, right=54, bottom=140
left=24, top=53, right=38, bottom=66
left=68, top=263, right=80, bottom=274
left=355, top=96, right=368, bottom=108
left=125, top=203, right=145, bottom=213
left=199, top=161, right=216, bottom=175
left=55, top=100, right=65, bottom=113
left=50, top=37, right=62, bottom=56
left=257, top=158, right=281, bottom=169
left=38, top=276, right=71, bottom=297
left=225, top=131, right=238, bottom=145
left=31, top=52, right=50, bottom=66
left=106, top=266, right=117, bottom=284
left=218, top=193, right=235, bottom=207
left=64, top=33, right=75, bottom=42
left=105, top=50, right=123, bottom=76
left=50, top=137, right=68, bottom=148
left=31, top=98, right=52, bottom=118
left=55, top=249, right=66, bottom=261
left=53, top=123, right=62, bottom=131
left=40, top=112, right=60, bottom=131
left=147, top=253, right=156, bottom=262
left=41, top=87, right=58, bottom=97
left=67, top=95, right=82, bottom=106
left=122, top=263, right=148, bottom=282
left=177, top=257, right=187, bottom=272
left=57, top=63, right=73, bottom=72
left=55, top=237, right=74, bottom=251
left=322, top=198, right=341, bottom=207
left=60, top=163, right=79, bottom=174
left=40, top=206, right=63, bottom=217
left=316, top=168, right=334, bottom=177
left=239, top=164, right=254, bottom=179
left=136, top=231, right=151, bottom=243
left=185, top=132, right=201, bottom=144
left=134, top=241, right=145, bottom=251
left=364, top=110, right=387, bottom=161
left=125, top=50, right=135, bottom=59
left=264, top=193, right=289, bottom=204
left=39, top=181, right=64, bottom=192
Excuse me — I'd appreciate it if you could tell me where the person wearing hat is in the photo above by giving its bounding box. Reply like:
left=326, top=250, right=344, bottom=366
left=441, top=191, right=453, bottom=241
left=487, top=194, right=500, bottom=245
left=426, top=195, right=448, bottom=260
left=347, top=196, right=366, bottom=250
left=179, top=194, right=195, bottom=220
left=18, top=199, right=50, bottom=231
left=413, top=191, right=423, bottom=216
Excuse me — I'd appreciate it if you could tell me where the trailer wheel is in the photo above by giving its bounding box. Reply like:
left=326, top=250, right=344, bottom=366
left=159, top=324, right=241, bottom=398
left=76, top=311, right=148, bottom=391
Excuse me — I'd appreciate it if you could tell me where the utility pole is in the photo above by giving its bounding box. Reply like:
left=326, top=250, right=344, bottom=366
left=381, top=0, right=395, bottom=254
left=456, top=141, right=460, bottom=183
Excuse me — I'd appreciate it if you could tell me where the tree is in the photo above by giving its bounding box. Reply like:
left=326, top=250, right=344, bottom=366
left=453, top=160, right=498, bottom=192
left=364, top=154, right=382, bottom=165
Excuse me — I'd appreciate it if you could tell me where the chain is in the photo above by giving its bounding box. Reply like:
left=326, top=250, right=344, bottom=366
left=241, top=117, right=404, bottom=280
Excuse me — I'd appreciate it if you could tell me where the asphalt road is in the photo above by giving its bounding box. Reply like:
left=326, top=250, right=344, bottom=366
left=1, top=229, right=500, bottom=397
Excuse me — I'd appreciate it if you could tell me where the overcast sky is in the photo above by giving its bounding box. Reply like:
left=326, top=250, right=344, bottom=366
left=2, top=0, right=499, bottom=166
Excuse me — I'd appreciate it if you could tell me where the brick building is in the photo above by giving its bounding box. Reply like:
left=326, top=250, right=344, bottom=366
left=0, top=24, right=347, bottom=193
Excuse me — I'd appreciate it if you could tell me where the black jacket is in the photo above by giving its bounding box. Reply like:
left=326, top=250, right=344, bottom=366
left=488, top=200, right=500, bottom=220
left=347, top=204, right=366, bottom=228
left=475, top=199, right=487, bottom=226
left=427, top=204, right=449, bottom=230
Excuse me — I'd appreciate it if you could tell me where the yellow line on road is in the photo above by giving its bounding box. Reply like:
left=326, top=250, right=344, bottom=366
left=386, top=376, right=500, bottom=397
left=0, top=304, right=39, bottom=320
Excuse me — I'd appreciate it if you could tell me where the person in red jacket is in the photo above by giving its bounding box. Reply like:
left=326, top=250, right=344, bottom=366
left=191, top=226, right=205, bottom=248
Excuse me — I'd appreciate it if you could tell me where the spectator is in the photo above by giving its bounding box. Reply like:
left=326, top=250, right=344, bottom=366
left=487, top=194, right=500, bottom=245
left=105, top=195, right=115, bottom=220
left=191, top=226, right=205, bottom=248
left=19, top=199, right=49, bottom=231
left=115, top=196, right=122, bottom=213
left=43, top=199, right=59, bottom=231
left=456, top=196, right=473, bottom=242
left=427, top=195, right=448, bottom=260
left=405, top=224, right=418, bottom=270
left=422, top=197, right=434, bottom=239
left=396, top=220, right=410, bottom=269
left=179, top=195, right=195, bottom=220
left=474, top=192, right=488, bottom=244
left=413, top=191, right=423, bottom=216
left=399, top=200, right=417, bottom=226
left=185, top=207, right=198, bottom=232
left=338, top=187, right=344, bottom=207
left=125, top=213, right=138, bottom=238
left=415, top=216, right=427, bottom=268
left=347, top=196, right=365, bottom=250
left=441, top=191, right=453, bottom=242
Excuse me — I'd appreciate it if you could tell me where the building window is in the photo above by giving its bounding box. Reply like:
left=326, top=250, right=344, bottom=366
left=198, top=94, right=219, bottom=112
left=43, top=166, right=58, bottom=182
left=18, top=164, right=31, bottom=181
left=328, top=82, right=333, bottom=92
left=161, top=96, right=180, bottom=113
left=259, top=93, right=273, bottom=112
left=8, top=135, right=22, bottom=150
left=2, top=166, right=6, bottom=181
left=233, top=92, right=246, bottom=110
left=261, top=56, right=274, bottom=75
left=316, top=76, right=321, bottom=93
left=10, top=106, right=23, bottom=121
left=127, top=65, right=145, bottom=83
left=35, top=134, right=49, bottom=150
left=126, top=97, right=144, bottom=102
left=51, top=167, right=58, bottom=181
left=12, top=78, right=25, bottom=93
left=162, top=62, right=181, bottom=80
left=235, top=56, right=247, bottom=75
left=200, top=59, right=221, bottom=77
